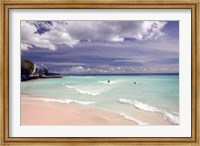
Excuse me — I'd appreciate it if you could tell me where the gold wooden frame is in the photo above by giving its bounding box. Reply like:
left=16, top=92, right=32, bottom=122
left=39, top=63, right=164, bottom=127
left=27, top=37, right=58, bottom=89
left=0, top=0, right=199, bottom=145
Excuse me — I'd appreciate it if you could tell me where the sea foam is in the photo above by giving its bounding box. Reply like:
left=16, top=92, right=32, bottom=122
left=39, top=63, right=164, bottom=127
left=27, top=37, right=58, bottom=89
left=133, top=100, right=160, bottom=112
left=65, top=85, right=75, bottom=88
left=74, top=88, right=101, bottom=96
left=163, top=111, right=179, bottom=125
left=27, top=97, right=94, bottom=105
left=98, top=80, right=122, bottom=84
left=65, top=84, right=103, bottom=96
left=119, top=98, right=160, bottom=112
left=119, top=98, right=179, bottom=125
left=65, top=99, right=95, bottom=105
left=119, top=113, right=148, bottom=125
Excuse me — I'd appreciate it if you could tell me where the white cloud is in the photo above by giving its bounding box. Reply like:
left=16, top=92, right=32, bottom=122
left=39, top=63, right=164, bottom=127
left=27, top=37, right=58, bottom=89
left=111, top=35, right=124, bottom=42
left=63, top=64, right=178, bottom=74
left=66, top=21, right=167, bottom=42
left=136, top=21, right=167, bottom=40
left=69, top=66, right=92, bottom=73
left=21, top=21, right=167, bottom=51
left=21, top=21, right=79, bottom=50
left=21, top=43, right=32, bottom=51
left=65, top=21, right=141, bottom=42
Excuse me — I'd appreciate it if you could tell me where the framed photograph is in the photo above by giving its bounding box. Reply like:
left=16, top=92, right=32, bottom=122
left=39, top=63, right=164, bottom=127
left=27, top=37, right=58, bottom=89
left=1, top=0, right=199, bottom=145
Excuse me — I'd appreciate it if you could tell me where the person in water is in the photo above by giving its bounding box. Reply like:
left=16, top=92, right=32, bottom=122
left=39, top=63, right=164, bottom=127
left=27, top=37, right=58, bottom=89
left=108, top=80, right=110, bottom=83
left=134, top=82, right=136, bottom=84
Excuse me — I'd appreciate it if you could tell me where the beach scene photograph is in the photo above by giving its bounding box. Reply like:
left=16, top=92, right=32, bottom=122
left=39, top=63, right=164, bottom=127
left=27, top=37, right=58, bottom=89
left=21, top=20, right=179, bottom=125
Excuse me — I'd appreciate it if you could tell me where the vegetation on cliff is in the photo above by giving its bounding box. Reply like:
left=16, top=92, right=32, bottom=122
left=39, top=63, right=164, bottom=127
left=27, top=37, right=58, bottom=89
left=21, top=59, right=61, bottom=81
left=21, top=60, right=34, bottom=78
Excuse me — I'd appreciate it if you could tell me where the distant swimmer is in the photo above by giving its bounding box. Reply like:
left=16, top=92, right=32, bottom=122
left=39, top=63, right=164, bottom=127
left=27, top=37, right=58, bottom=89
left=134, top=82, right=136, bottom=84
left=108, top=80, right=110, bottom=83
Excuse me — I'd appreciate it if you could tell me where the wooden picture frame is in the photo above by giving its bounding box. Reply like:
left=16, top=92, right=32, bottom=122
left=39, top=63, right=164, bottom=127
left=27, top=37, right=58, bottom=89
left=0, top=0, right=199, bottom=145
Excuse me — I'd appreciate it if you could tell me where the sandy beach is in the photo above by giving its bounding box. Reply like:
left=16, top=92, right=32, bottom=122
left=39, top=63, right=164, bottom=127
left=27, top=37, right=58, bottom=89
left=21, top=94, right=172, bottom=125
left=21, top=94, right=136, bottom=125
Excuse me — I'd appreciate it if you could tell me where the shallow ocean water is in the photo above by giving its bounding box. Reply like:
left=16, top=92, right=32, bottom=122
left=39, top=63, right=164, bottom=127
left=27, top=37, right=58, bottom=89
left=21, top=75, right=179, bottom=125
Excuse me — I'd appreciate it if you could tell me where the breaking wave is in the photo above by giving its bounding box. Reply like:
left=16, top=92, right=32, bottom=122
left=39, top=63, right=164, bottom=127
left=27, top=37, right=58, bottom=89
left=65, top=85, right=75, bottom=88
left=134, top=100, right=160, bottom=112
left=119, top=98, right=179, bottom=125
left=163, top=111, right=179, bottom=125
left=119, top=98, right=160, bottom=112
left=74, top=88, right=102, bottom=96
left=28, top=97, right=94, bottom=105
left=119, top=113, right=148, bottom=125
left=65, top=99, right=95, bottom=105
left=65, top=85, right=103, bottom=96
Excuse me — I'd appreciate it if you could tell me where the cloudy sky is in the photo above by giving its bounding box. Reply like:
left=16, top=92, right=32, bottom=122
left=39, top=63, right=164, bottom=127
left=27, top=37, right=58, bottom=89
left=21, top=20, right=179, bottom=74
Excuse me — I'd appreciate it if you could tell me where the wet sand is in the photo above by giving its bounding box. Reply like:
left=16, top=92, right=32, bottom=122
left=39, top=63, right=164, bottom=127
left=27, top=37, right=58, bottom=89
left=21, top=94, right=171, bottom=125
left=21, top=94, right=137, bottom=125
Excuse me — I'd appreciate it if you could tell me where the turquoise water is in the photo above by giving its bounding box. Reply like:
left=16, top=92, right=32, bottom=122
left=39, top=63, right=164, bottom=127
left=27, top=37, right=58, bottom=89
left=21, top=75, right=179, bottom=125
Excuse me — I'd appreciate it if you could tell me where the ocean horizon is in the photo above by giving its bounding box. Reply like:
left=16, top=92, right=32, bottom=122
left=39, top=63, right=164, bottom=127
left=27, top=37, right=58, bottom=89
left=60, top=73, right=179, bottom=76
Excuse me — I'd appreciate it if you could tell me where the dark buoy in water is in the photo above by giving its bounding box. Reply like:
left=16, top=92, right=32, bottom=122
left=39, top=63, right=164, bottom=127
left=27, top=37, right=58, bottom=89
left=108, top=80, right=110, bottom=83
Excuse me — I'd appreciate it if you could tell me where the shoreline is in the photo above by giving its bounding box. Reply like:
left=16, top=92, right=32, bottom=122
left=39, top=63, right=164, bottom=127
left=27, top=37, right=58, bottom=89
left=21, top=94, right=173, bottom=125
left=21, top=94, right=136, bottom=125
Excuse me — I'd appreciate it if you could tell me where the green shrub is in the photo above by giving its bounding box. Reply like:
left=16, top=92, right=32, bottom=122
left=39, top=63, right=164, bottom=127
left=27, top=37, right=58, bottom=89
left=21, top=60, right=34, bottom=77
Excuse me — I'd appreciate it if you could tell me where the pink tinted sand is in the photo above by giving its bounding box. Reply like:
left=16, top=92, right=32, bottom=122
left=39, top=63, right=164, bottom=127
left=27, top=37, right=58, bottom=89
left=21, top=94, right=171, bottom=125
left=21, top=95, right=136, bottom=125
